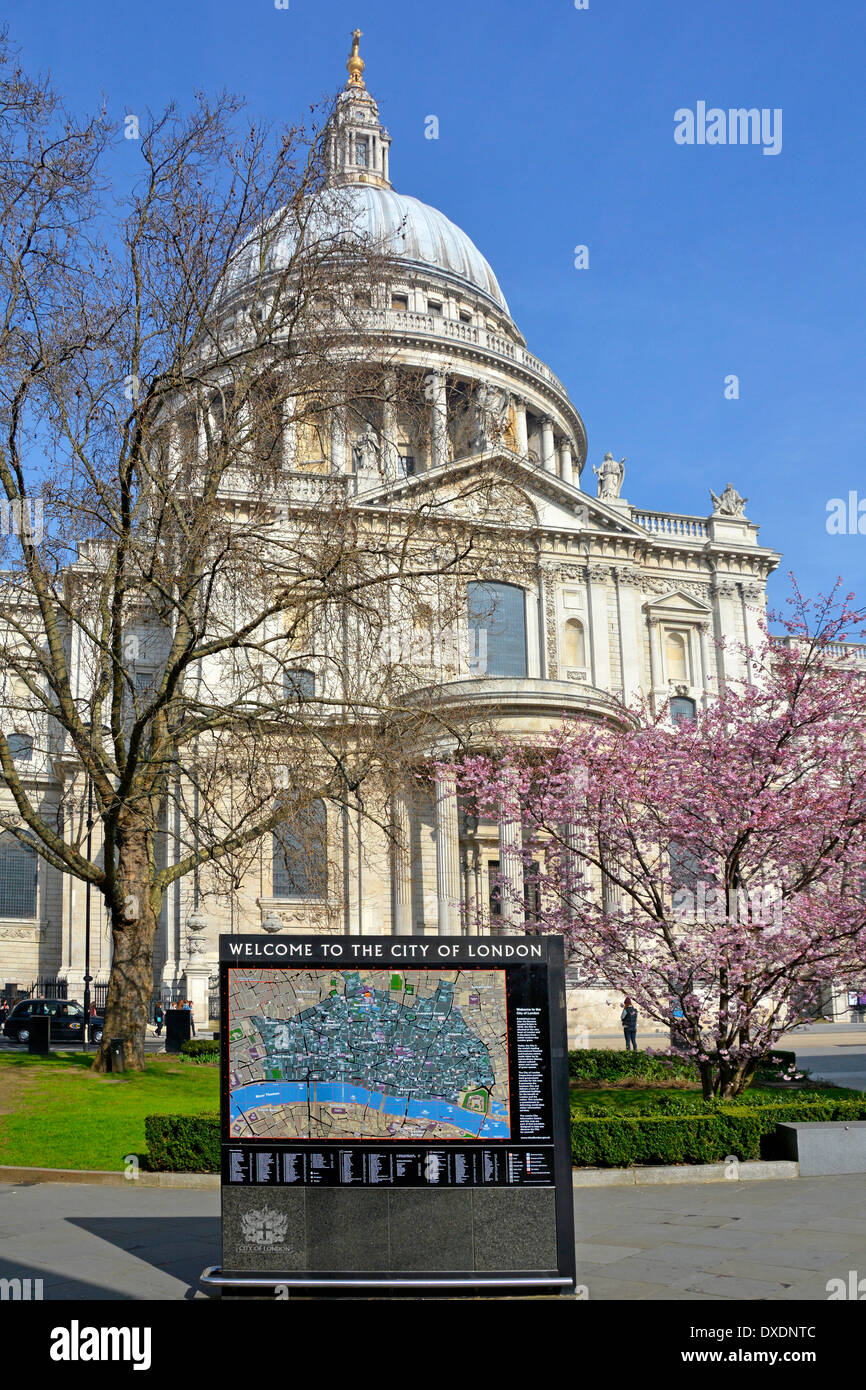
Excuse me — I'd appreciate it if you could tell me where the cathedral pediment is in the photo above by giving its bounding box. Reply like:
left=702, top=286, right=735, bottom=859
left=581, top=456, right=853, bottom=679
left=356, top=451, right=652, bottom=539
left=643, top=588, right=713, bottom=622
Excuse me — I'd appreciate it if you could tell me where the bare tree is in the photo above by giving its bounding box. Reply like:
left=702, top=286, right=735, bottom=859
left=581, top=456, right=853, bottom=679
left=0, top=41, right=527, bottom=1069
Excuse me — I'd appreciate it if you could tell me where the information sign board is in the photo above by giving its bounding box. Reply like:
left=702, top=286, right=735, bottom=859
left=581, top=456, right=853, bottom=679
left=207, top=934, right=575, bottom=1292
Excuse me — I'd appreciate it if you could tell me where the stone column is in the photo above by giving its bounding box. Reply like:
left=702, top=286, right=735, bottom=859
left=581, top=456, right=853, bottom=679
left=616, top=573, right=641, bottom=705
left=281, top=395, right=297, bottom=470
left=391, top=793, right=412, bottom=936
left=329, top=407, right=347, bottom=475
left=647, top=616, right=663, bottom=709
left=588, top=566, right=612, bottom=690
left=563, top=822, right=585, bottom=923
left=498, top=817, right=524, bottom=934
left=382, top=371, right=399, bottom=482
left=698, top=622, right=712, bottom=707
left=183, top=909, right=212, bottom=1034
left=740, top=583, right=765, bottom=685
left=602, top=863, right=623, bottom=914
left=559, top=439, right=574, bottom=486
left=196, top=409, right=208, bottom=465
left=429, top=371, right=448, bottom=471
left=541, top=417, right=556, bottom=474
left=434, top=772, right=461, bottom=936
left=515, top=397, right=529, bottom=456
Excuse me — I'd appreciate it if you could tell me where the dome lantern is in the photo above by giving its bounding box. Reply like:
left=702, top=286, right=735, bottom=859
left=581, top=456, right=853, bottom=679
left=326, top=29, right=393, bottom=190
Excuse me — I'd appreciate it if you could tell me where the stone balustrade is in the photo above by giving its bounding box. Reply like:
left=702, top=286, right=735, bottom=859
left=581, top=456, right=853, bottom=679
left=357, top=308, right=574, bottom=401
left=630, top=509, right=709, bottom=539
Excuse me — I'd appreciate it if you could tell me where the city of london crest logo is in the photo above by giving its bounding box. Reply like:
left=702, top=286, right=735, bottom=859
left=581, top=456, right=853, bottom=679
left=241, top=1206, right=289, bottom=1247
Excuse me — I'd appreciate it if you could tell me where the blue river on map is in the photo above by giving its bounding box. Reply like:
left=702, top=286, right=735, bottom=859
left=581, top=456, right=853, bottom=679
left=229, top=1080, right=510, bottom=1138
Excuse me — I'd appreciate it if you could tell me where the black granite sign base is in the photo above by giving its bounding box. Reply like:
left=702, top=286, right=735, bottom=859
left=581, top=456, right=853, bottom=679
left=221, top=1184, right=559, bottom=1276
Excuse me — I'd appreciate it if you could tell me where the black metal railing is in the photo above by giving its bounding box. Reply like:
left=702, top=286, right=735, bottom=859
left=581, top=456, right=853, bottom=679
left=28, top=977, right=68, bottom=1000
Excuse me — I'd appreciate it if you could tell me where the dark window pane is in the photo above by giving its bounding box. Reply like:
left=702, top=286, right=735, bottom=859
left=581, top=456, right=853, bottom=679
left=7, top=734, right=32, bottom=761
left=467, top=582, right=527, bottom=678
left=273, top=800, right=326, bottom=898
left=669, top=841, right=700, bottom=894
left=284, top=670, right=315, bottom=699
left=0, top=835, right=37, bottom=917
left=670, top=697, right=696, bottom=725
left=488, top=860, right=501, bottom=917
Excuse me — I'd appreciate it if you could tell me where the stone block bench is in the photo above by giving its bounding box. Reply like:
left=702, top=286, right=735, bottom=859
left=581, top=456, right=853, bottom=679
left=777, top=1121, right=866, bottom=1176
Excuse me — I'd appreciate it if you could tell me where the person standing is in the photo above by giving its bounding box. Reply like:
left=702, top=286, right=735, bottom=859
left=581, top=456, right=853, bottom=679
left=181, top=998, right=195, bottom=1037
left=621, top=996, right=638, bottom=1052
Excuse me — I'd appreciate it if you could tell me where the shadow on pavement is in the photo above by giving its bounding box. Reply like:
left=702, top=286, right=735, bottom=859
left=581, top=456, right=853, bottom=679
left=0, top=1217, right=220, bottom=1300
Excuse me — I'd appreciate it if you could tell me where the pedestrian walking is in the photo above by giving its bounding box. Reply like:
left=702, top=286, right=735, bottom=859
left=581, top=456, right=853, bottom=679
left=154, top=1002, right=164, bottom=1037
left=621, top=996, right=638, bottom=1052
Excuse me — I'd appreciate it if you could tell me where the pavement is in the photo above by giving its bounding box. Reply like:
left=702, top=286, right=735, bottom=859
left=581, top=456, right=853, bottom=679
left=579, top=1022, right=866, bottom=1092
left=788, top=1024, right=866, bottom=1093
left=1, top=1172, right=864, bottom=1300
left=574, top=1173, right=866, bottom=1300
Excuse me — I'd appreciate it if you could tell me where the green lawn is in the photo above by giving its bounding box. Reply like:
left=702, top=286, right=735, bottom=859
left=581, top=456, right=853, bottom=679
left=0, top=1051, right=219, bottom=1171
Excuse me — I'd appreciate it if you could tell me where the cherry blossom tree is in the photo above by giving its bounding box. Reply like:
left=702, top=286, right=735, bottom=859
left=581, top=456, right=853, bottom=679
left=448, top=585, right=866, bottom=1099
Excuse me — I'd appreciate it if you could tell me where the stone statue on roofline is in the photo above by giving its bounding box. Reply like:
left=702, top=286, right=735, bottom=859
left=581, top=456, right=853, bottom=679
left=593, top=451, right=625, bottom=500
left=710, top=482, right=747, bottom=518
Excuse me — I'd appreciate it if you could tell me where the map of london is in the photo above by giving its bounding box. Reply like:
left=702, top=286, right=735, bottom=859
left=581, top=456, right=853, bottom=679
left=228, top=967, right=511, bottom=1141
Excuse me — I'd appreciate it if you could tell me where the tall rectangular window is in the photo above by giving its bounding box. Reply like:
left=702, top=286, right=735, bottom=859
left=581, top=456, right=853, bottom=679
left=0, top=835, right=37, bottom=918
left=273, top=800, right=327, bottom=899
left=467, top=582, right=527, bottom=678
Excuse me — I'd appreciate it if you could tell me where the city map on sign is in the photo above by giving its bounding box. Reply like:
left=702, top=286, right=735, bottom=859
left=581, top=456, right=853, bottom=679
left=227, top=967, right=511, bottom=1141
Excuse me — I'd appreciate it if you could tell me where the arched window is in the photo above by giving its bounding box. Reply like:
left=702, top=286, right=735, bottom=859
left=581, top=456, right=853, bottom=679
left=284, top=669, right=315, bottom=700
left=295, top=402, right=327, bottom=471
left=670, top=696, right=696, bottom=725
left=249, top=373, right=284, bottom=468
left=563, top=618, right=586, bottom=669
left=6, top=733, right=32, bottom=762
left=467, top=582, right=527, bottom=678
left=273, top=799, right=327, bottom=899
left=665, top=631, right=688, bottom=682
left=669, top=842, right=700, bottom=896
left=0, top=834, right=37, bottom=918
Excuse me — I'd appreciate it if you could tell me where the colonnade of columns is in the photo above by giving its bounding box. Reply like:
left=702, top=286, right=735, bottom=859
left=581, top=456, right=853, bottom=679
left=390, top=778, right=586, bottom=937
left=272, top=376, right=579, bottom=485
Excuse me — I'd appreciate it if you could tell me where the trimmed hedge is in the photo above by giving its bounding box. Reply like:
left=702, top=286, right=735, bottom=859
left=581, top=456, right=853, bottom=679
left=179, top=1039, right=220, bottom=1063
left=144, top=1100, right=866, bottom=1173
left=571, top=1096, right=866, bottom=1167
left=145, top=1113, right=220, bottom=1172
left=568, top=1049, right=697, bottom=1085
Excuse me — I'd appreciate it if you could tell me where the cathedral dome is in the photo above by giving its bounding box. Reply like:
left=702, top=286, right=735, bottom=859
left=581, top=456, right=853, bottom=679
left=289, top=184, right=508, bottom=312
left=224, top=34, right=509, bottom=315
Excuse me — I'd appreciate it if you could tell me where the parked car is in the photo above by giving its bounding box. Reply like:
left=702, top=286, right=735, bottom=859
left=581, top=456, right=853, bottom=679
left=3, top=998, right=104, bottom=1044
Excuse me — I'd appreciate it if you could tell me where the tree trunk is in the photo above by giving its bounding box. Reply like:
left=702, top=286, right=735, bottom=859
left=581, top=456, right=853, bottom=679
left=92, top=823, right=160, bottom=1074
left=699, top=1061, right=716, bottom=1101
left=718, top=1056, right=758, bottom=1101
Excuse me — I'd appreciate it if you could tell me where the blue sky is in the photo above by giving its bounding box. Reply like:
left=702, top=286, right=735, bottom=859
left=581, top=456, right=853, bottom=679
left=7, top=0, right=865, bottom=614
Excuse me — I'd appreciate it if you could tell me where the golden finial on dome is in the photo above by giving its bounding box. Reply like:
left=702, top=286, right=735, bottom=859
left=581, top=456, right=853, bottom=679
left=346, top=28, right=366, bottom=87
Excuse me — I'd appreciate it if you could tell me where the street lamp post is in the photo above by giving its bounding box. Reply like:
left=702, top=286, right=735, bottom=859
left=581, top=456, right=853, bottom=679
left=82, top=774, right=93, bottom=1051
